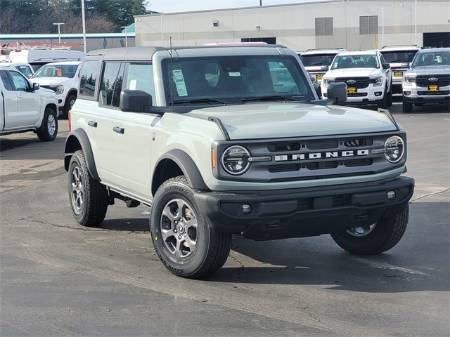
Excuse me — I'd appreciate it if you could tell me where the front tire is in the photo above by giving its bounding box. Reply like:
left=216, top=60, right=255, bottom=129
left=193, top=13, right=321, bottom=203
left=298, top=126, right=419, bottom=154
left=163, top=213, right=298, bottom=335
left=150, top=176, right=231, bottom=279
left=68, top=150, right=108, bottom=226
left=331, top=204, right=409, bottom=255
left=37, top=106, right=58, bottom=141
left=62, top=94, right=76, bottom=119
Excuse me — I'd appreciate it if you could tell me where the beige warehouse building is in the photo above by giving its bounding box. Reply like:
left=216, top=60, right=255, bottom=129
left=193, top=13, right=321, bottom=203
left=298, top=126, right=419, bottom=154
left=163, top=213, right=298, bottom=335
left=135, top=0, right=450, bottom=51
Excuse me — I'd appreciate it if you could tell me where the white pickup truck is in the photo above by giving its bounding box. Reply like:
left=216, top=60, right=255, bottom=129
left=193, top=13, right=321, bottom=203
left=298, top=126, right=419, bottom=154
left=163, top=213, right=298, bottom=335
left=0, top=65, right=59, bottom=141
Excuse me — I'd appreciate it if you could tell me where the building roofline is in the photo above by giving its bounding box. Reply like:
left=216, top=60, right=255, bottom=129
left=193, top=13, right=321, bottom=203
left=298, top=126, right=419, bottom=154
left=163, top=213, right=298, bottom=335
left=0, top=33, right=135, bottom=40
left=135, top=0, right=339, bottom=17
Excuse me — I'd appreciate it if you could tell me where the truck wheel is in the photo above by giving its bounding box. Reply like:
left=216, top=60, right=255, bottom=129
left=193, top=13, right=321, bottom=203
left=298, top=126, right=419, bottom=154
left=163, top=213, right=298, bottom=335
left=37, top=106, right=58, bottom=141
left=378, top=86, right=389, bottom=109
left=62, top=94, right=76, bottom=118
left=403, top=101, right=413, bottom=113
left=68, top=150, right=108, bottom=227
left=387, top=87, right=393, bottom=107
left=331, top=204, right=408, bottom=255
left=150, top=176, right=231, bottom=279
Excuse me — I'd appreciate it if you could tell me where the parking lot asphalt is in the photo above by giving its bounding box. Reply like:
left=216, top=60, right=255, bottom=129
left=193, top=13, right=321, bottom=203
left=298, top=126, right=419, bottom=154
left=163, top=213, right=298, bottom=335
left=1, top=101, right=449, bottom=337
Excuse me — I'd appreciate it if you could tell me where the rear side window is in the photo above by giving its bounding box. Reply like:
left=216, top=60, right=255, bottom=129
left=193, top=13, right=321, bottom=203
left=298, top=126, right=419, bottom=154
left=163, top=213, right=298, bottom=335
left=79, top=61, right=101, bottom=98
left=0, top=70, right=14, bottom=91
left=100, top=62, right=124, bottom=107
left=124, top=63, right=155, bottom=97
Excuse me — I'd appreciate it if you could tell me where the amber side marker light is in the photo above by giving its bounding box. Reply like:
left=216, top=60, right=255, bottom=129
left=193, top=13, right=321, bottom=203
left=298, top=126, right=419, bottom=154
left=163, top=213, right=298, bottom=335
left=211, top=147, right=218, bottom=170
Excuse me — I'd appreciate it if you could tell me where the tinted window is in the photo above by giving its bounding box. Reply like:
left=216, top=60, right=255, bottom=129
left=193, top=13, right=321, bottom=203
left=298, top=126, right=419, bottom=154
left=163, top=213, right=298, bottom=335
left=34, top=64, right=78, bottom=78
left=125, top=63, right=155, bottom=97
left=163, top=55, right=313, bottom=104
left=9, top=71, right=29, bottom=91
left=381, top=50, right=418, bottom=63
left=300, top=54, right=337, bottom=67
left=331, top=55, right=379, bottom=69
left=79, top=61, right=101, bottom=98
left=100, top=62, right=124, bottom=107
left=0, top=71, right=14, bottom=91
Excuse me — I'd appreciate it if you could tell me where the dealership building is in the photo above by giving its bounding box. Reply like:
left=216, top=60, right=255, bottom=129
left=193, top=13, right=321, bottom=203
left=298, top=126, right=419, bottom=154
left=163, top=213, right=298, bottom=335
left=135, top=0, right=450, bottom=51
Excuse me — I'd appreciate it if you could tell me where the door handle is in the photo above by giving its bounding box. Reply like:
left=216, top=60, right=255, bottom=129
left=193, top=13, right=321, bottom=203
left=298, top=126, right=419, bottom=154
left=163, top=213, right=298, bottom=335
left=88, top=121, right=97, bottom=128
left=113, top=126, right=125, bottom=134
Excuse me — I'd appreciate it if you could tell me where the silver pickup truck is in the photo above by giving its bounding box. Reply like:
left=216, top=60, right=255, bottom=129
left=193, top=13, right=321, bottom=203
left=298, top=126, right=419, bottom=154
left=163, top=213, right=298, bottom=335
left=65, top=45, right=414, bottom=278
left=1, top=65, right=58, bottom=140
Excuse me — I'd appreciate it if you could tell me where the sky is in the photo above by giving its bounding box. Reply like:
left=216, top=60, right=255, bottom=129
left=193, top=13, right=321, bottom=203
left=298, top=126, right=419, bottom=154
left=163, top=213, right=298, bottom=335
left=147, top=0, right=325, bottom=13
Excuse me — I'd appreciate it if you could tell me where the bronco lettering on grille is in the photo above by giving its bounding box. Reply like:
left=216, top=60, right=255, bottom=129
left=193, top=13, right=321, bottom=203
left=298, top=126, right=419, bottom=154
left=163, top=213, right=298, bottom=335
left=274, top=149, right=370, bottom=162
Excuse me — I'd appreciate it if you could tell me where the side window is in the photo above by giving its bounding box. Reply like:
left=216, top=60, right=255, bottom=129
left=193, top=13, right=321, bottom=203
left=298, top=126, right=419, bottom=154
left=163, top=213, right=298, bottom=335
left=0, top=70, right=14, bottom=91
left=100, top=62, right=124, bottom=107
left=9, top=71, right=30, bottom=92
left=268, top=61, right=299, bottom=94
left=124, top=63, right=155, bottom=97
left=79, top=61, right=101, bottom=98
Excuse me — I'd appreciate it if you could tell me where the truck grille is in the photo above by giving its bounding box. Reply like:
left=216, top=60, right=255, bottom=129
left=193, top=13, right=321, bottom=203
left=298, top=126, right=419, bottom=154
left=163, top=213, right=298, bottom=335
left=334, top=77, right=371, bottom=89
left=217, top=133, right=404, bottom=182
left=416, top=75, right=450, bottom=87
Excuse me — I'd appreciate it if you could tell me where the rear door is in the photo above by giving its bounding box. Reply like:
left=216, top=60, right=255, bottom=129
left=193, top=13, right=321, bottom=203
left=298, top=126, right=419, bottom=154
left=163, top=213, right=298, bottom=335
left=8, top=70, right=40, bottom=127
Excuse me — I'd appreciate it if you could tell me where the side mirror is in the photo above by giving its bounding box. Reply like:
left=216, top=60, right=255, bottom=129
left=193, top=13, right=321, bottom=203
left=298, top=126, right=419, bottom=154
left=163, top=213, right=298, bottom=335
left=382, top=63, right=390, bottom=70
left=32, top=82, right=40, bottom=91
left=327, top=82, right=347, bottom=105
left=120, top=90, right=152, bottom=112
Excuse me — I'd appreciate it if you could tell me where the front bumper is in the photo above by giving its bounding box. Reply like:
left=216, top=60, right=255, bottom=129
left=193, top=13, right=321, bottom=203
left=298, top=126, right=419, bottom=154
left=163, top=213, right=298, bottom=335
left=194, top=176, right=414, bottom=240
left=403, top=84, right=450, bottom=105
left=322, top=83, right=386, bottom=105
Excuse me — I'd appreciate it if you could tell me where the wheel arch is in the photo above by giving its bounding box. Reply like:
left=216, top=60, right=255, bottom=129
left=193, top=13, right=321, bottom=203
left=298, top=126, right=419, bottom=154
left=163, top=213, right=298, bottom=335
left=152, top=149, right=209, bottom=196
left=64, top=128, right=99, bottom=180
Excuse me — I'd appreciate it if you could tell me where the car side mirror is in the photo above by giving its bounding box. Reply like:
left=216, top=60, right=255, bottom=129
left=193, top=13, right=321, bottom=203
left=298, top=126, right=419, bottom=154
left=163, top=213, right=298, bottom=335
left=383, top=63, right=390, bottom=70
left=32, top=82, right=40, bottom=91
left=120, top=90, right=152, bottom=112
left=327, top=82, right=347, bottom=105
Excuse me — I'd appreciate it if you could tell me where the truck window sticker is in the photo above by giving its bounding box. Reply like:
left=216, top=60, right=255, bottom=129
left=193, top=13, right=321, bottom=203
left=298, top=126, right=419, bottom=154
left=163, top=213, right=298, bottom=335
left=172, top=68, right=188, bottom=97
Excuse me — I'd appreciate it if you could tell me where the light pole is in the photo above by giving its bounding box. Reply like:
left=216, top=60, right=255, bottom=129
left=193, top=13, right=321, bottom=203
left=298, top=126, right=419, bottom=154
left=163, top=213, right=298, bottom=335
left=121, top=26, right=128, bottom=47
left=81, top=0, right=87, bottom=53
left=53, top=22, right=65, bottom=45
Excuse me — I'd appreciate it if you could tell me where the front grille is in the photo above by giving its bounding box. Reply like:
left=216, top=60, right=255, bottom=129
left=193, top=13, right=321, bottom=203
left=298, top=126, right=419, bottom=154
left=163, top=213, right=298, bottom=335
left=334, top=77, right=371, bottom=89
left=217, top=133, right=405, bottom=182
left=416, top=75, right=450, bottom=87
left=418, top=90, right=450, bottom=95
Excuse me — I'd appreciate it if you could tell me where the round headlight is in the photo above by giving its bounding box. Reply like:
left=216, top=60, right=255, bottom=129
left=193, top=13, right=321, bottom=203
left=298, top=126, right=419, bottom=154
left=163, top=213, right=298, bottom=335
left=385, top=136, right=405, bottom=163
left=221, top=145, right=250, bottom=175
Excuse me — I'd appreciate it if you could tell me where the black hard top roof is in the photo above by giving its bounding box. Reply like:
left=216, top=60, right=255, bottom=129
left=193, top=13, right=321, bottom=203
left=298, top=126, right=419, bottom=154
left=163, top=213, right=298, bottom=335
left=84, top=44, right=287, bottom=61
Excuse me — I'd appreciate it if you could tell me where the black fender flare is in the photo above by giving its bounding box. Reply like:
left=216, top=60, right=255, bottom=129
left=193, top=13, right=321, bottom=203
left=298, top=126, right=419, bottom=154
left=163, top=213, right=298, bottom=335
left=64, top=128, right=99, bottom=180
left=153, top=149, right=209, bottom=192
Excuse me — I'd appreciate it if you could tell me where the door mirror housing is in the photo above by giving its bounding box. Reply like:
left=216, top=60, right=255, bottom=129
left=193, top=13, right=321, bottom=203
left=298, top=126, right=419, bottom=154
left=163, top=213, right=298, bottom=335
left=120, top=90, right=152, bottom=112
left=382, top=63, right=390, bottom=70
left=327, top=82, right=347, bottom=105
left=32, top=82, right=40, bottom=91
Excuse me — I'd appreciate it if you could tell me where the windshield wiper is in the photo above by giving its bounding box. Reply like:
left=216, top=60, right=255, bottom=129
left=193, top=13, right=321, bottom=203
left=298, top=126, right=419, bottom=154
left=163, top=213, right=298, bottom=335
left=240, top=95, right=308, bottom=103
left=172, top=98, right=229, bottom=105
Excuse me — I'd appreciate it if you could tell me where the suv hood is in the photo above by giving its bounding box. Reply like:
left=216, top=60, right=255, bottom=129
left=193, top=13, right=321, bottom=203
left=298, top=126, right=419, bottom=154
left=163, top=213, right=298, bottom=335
left=188, top=103, right=397, bottom=140
left=407, top=66, right=450, bottom=76
left=326, top=68, right=381, bottom=78
left=32, top=77, right=70, bottom=86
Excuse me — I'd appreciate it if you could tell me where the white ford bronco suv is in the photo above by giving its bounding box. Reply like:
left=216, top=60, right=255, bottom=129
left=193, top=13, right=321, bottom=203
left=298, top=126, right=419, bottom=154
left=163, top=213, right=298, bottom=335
left=322, top=50, right=393, bottom=108
left=1, top=65, right=58, bottom=141
left=65, top=46, right=414, bottom=279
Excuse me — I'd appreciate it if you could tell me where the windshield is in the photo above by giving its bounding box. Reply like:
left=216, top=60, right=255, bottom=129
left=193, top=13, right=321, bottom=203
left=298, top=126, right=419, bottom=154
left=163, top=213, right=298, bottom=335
left=300, top=54, right=337, bottom=67
left=331, top=55, right=379, bottom=69
left=163, top=55, right=314, bottom=105
left=381, top=50, right=418, bottom=63
left=15, top=65, right=33, bottom=78
left=412, top=51, right=450, bottom=67
left=34, top=64, right=78, bottom=78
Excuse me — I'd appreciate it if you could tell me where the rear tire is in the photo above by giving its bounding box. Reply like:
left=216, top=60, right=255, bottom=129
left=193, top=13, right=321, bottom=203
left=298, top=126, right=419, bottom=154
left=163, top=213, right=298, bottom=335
left=150, top=176, right=231, bottom=279
left=37, top=106, right=58, bottom=141
left=331, top=204, right=409, bottom=255
left=68, top=150, right=108, bottom=226
left=403, top=101, right=414, bottom=113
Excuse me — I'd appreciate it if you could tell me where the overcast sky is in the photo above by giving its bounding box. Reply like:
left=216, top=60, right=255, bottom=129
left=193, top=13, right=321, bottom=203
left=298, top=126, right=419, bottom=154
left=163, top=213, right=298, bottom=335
left=147, top=0, right=324, bottom=13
